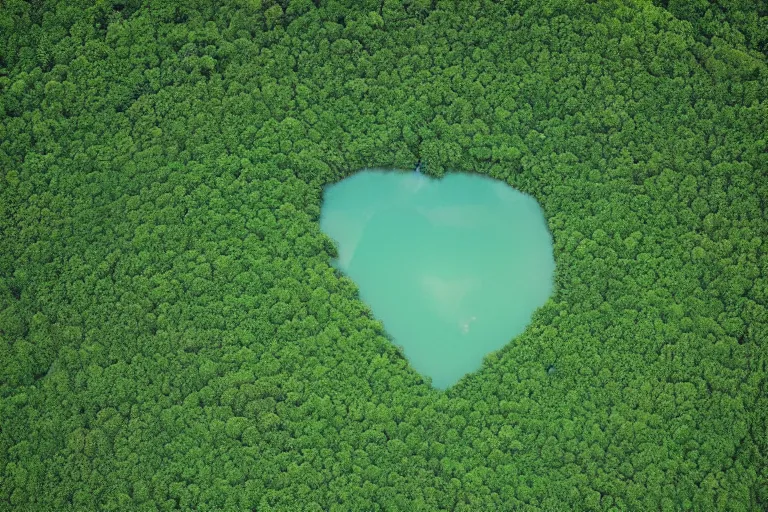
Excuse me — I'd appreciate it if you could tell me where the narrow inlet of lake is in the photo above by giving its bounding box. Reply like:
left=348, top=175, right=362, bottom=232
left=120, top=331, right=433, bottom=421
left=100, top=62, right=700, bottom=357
left=320, top=169, right=555, bottom=389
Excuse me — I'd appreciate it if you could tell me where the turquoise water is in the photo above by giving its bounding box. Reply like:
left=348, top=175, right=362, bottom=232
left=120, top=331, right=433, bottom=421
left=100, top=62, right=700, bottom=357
left=320, top=169, right=555, bottom=389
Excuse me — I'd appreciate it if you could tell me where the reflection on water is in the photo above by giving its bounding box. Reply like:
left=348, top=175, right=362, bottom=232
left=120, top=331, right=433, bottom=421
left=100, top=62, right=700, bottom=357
left=420, top=274, right=479, bottom=323
left=320, top=169, right=555, bottom=389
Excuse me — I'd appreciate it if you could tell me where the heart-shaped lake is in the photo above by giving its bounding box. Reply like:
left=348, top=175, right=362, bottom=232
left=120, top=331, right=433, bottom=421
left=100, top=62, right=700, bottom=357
left=320, top=169, right=555, bottom=388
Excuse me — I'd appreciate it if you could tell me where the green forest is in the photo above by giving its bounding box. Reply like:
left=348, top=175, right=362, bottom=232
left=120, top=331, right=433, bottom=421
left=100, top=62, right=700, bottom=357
left=1, top=0, right=766, bottom=510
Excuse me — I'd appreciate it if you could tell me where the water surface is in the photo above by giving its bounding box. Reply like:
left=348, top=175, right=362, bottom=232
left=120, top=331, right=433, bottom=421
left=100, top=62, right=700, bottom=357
left=320, top=169, right=555, bottom=389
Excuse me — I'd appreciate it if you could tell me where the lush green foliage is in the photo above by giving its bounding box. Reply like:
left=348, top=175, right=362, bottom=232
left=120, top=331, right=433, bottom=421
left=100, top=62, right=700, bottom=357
left=653, top=0, right=768, bottom=56
left=1, top=0, right=766, bottom=510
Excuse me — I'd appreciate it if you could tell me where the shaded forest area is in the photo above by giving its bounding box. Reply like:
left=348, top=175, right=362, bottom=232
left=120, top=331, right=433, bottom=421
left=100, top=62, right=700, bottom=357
left=1, top=0, right=766, bottom=510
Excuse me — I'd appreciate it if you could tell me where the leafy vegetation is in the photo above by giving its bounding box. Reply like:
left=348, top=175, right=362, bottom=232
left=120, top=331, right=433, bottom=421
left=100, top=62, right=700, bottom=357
left=1, top=0, right=766, bottom=510
left=652, top=0, right=768, bottom=56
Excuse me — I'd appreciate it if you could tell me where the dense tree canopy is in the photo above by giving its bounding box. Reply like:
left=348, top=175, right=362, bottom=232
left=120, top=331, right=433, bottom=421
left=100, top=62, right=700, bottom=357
left=652, top=0, right=768, bottom=56
left=1, top=0, right=766, bottom=510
